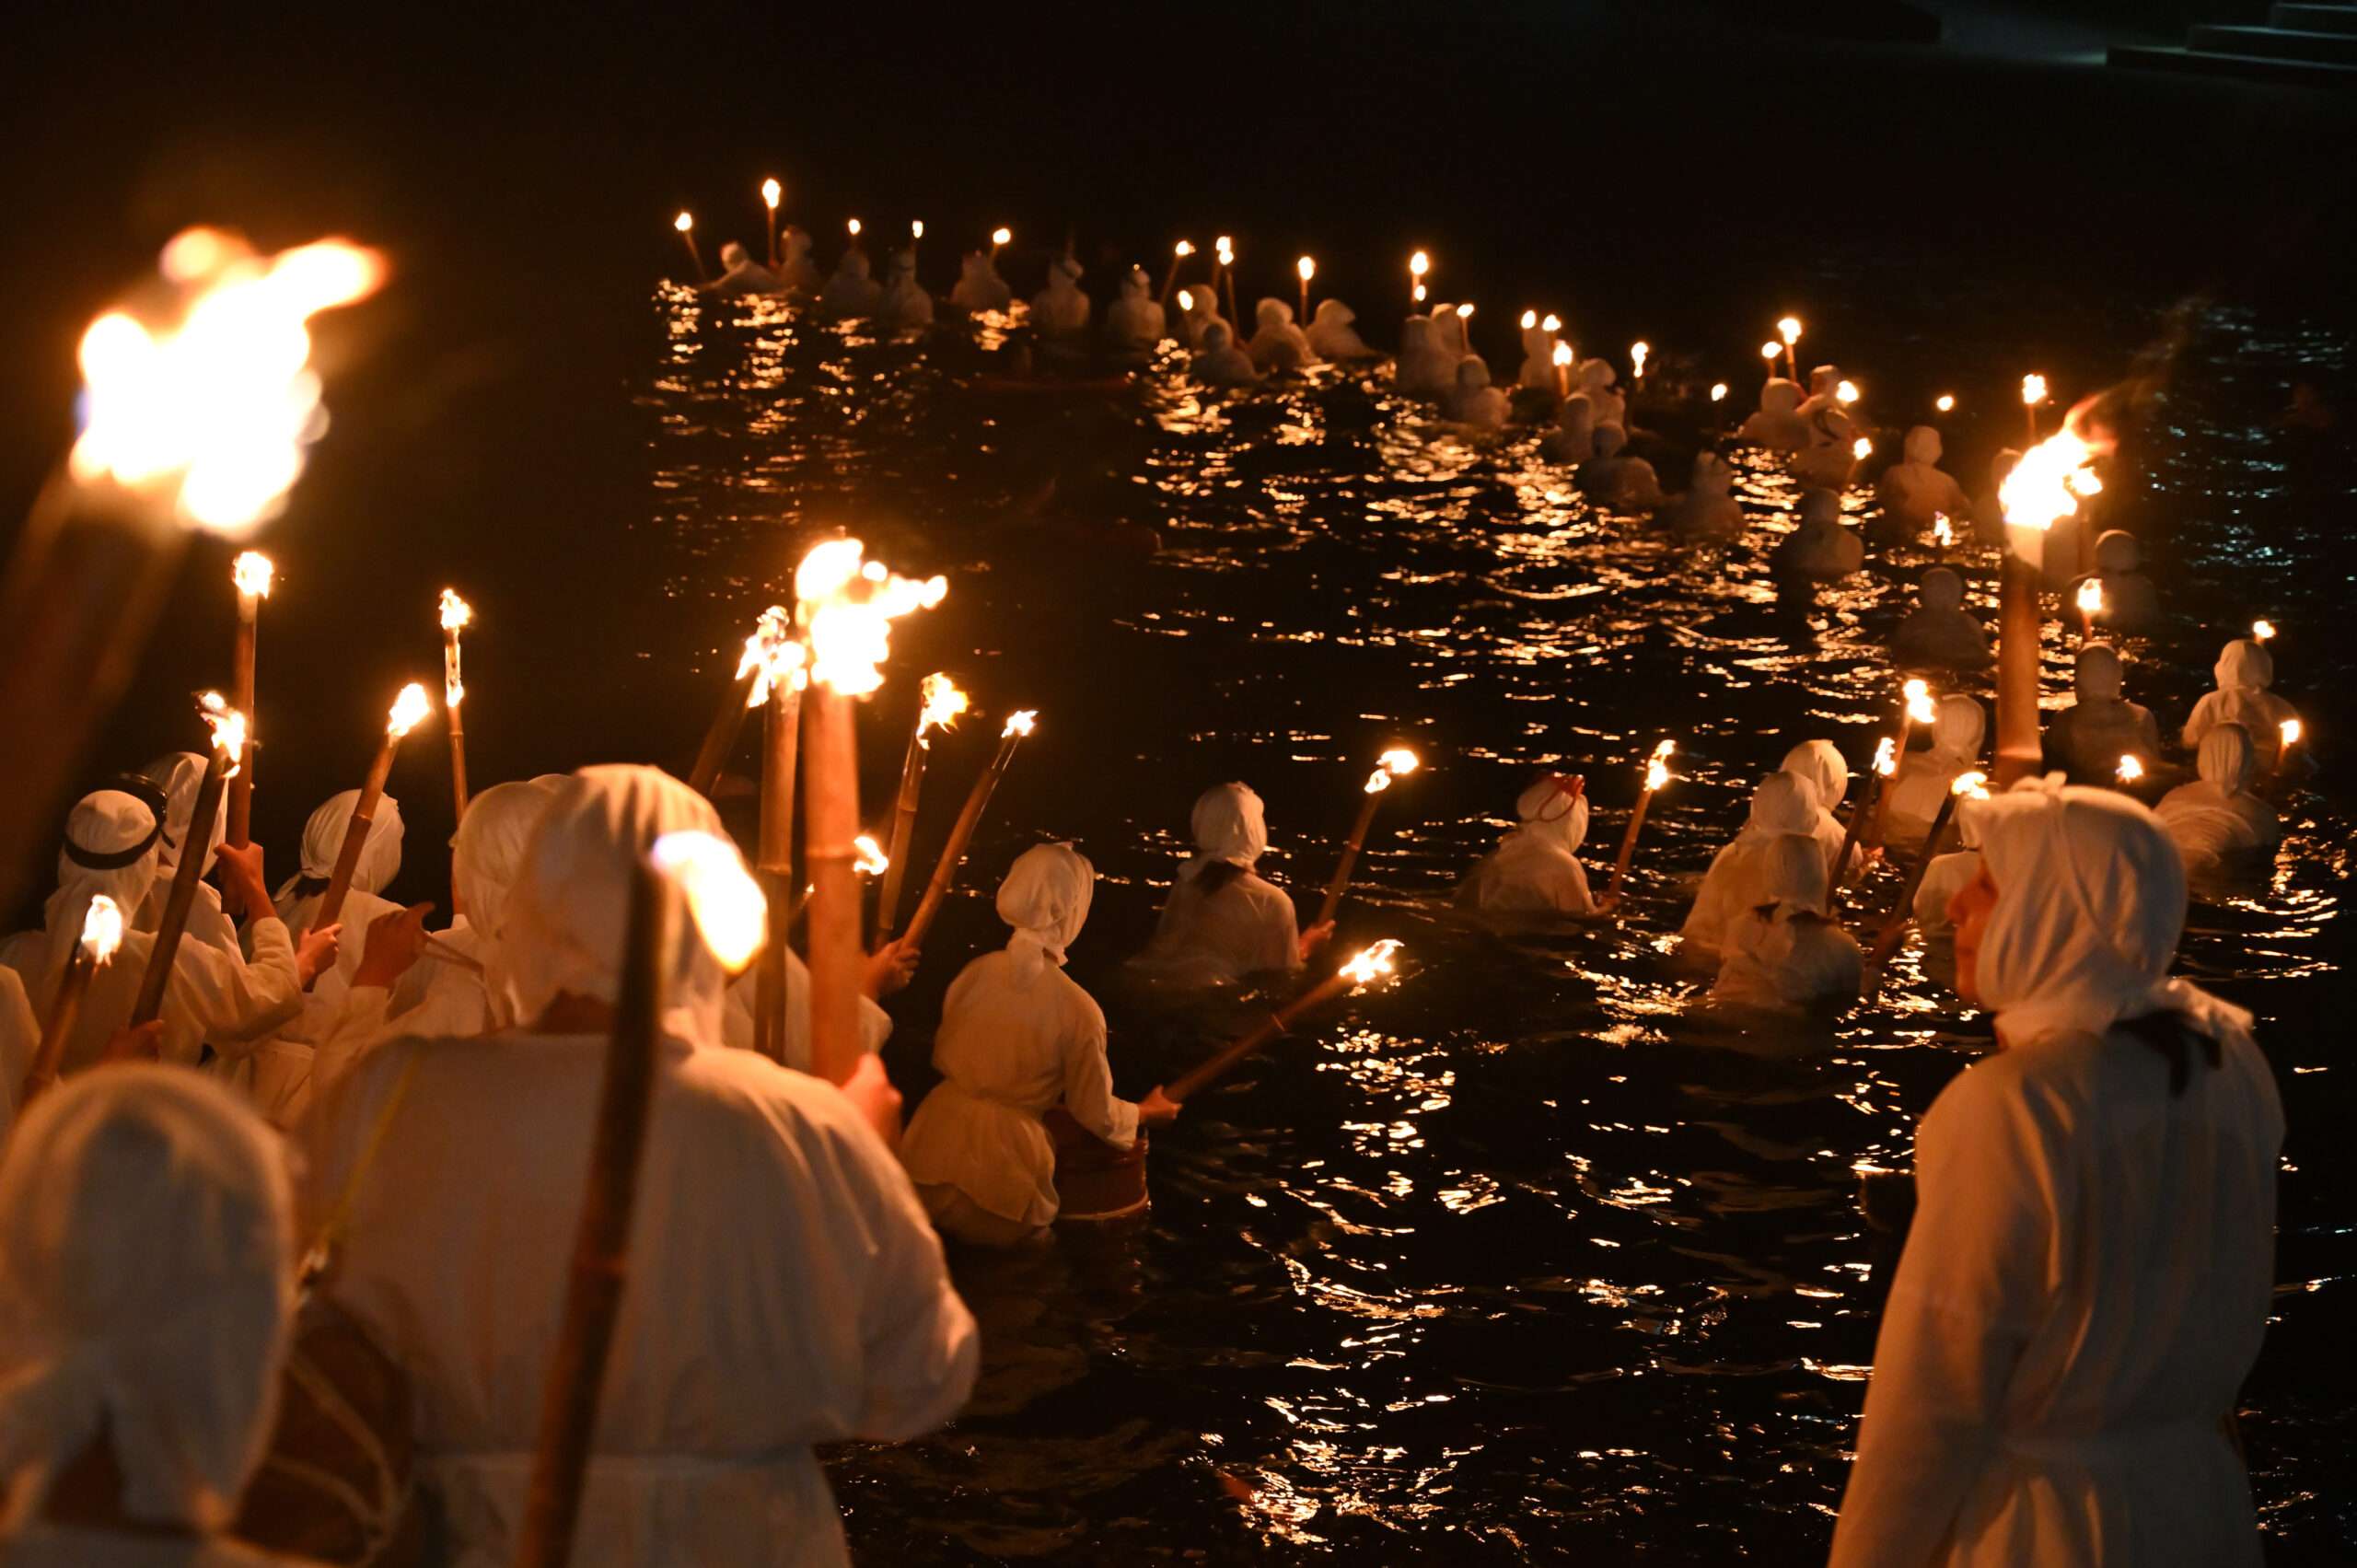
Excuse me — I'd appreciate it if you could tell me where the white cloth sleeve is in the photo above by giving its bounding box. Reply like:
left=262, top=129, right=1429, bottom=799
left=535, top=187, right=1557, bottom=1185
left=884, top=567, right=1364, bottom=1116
left=1060, top=1000, right=1139, bottom=1151
left=171, top=916, right=302, bottom=1059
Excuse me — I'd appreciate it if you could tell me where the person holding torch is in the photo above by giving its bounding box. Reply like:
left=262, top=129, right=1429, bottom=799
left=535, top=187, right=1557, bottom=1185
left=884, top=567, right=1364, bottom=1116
left=1132, top=783, right=1333, bottom=989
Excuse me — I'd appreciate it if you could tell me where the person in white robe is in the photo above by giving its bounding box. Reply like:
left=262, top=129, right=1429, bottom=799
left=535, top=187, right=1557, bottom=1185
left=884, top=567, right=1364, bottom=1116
left=1104, top=264, right=1166, bottom=353
left=1678, top=771, right=1822, bottom=958
left=273, top=790, right=405, bottom=996
left=775, top=226, right=823, bottom=297
left=1515, top=319, right=1557, bottom=393
left=819, top=247, right=883, bottom=320
left=0, top=791, right=311, bottom=1082
left=2182, top=637, right=2301, bottom=772
left=1393, top=314, right=1452, bottom=395
left=948, top=248, right=1011, bottom=315
left=1709, top=832, right=1862, bottom=1016
left=2043, top=643, right=2162, bottom=785
left=303, top=764, right=978, bottom=1568
left=1178, top=285, right=1235, bottom=352
left=2156, top=723, right=2280, bottom=873
left=1575, top=357, right=1627, bottom=430
left=1655, top=451, right=1746, bottom=540
left=1541, top=390, right=1596, bottom=462
left=1190, top=321, right=1259, bottom=388
left=1247, top=297, right=1313, bottom=373
left=0, top=967, right=35, bottom=1145
left=1455, top=775, right=1607, bottom=917
left=1874, top=424, right=1971, bottom=542
left=702, top=241, right=784, bottom=297
left=1442, top=356, right=1509, bottom=430
left=900, top=843, right=1178, bottom=1246
left=1028, top=256, right=1091, bottom=338
left=1830, top=779, right=2281, bottom=1567
left=1739, top=378, right=1810, bottom=453
left=1304, top=299, right=1377, bottom=363
left=1771, top=489, right=1864, bottom=580
left=2080, top=528, right=2161, bottom=634
left=1576, top=423, right=1666, bottom=509
left=136, top=752, right=241, bottom=959
left=1885, top=694, right=1986, bottom=847
left=1781, top=738, right=1863, bottom=881
left=1890, top=565, right=1991, bottom=669
left=1133, top=784, right=1329, bottom=987
left=875, top=249, right=934, bottom=330
left=0, top=1066, right=318, bottom=1568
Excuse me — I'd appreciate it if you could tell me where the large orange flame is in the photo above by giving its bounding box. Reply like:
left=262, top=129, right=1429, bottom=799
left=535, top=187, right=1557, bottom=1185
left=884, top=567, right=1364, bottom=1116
left=795, top=540, right=946, bottom=695
left=80, top=894, right=125, bottom=964
left=387, top=682, right=432, bottom=739
left=650, top=830, right=767, bottom=972
left=1339, top=938, right=1405, bottom=986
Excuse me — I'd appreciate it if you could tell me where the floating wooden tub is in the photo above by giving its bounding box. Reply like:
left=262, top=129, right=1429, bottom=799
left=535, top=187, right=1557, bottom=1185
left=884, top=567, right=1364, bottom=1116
left=1045, top=1106, right=1149, bottom=1224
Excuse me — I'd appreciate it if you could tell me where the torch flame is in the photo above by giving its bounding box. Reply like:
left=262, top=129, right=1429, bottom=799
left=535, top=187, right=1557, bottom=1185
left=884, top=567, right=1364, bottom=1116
left=650, top=830, right=767, bottom=973
left=847, top=217, right=862, bottom=238
left=1410, top=250, right=1429, bottom=278
left=1953, top=770, right=1991, bottom=798
left=1363, top=768, right=1393, bottom=795
left=1936, top=393, right=1956, bottom=412
left=853, top=834, right=888, bottom=876
left=387, top=682, right=432, bottom=739
left=2114, top=755, right=2144, bottom=784
left=1836, top=379, right=1859, bottom=405
left=2021, top=373, right=2047, bottom=408
left=2252, top=619, right=2276, bottom=642
left=992, top=226, right=1012, bottom=247
left=1338, top=938, right=1404, bottom=987
left=911, top=219, right=924, bottom=240
left=1760, top=342, right=1780, bottom=362
left=80, top=894, right=125, bottom=965
left=439, top=587, right=473, bottom=633
left=197, top=691, right=246, bottom=765
left=1541, top=313, right=1561, bottom=333
left=674, top=212, right=693, bottom=233
left=917, top=672, right=970, bottom=740
left=1215, top=237, right=1235, bottom=267
left=736, top=606, right=806, bottom=707
left=1175, top=239, right=1194, bottom=258
left=1378, top=748, right=1420, bottom=778
left=1933, top=514, right=1954, bottom=547
left=1520, top=308, right=1538, bottom=331
left=1298, top=256, right=1316, bottom=284
left=761, top=179, right=781, bottom=209
left=232, top=551, right=274, bottom=598
left=1853, top=437, right=1873, bottom=461
left=1002, top=709, right=1038, bottom=738
left=71, top=229, right=387, bottom=535
left=1904, top=678, right=1936, bottom=726
left=1631, top=341, right=1649, bottom=377
left=1176, top=289, right=1193, bottom=312
left=1552, top=342, right=1573, bottom=367
left=795, top=540, right=946, bottom=696
left=1777, top=316, right=1802, bottom=346
left=2281, top=718, right=2302, bottom=748
left=1456, top=303, right=1474, bottom=321
left=1711, top=383, right=1729, bottom=402
left=1644, top=757, right=1671, bottom=793
left=2001, top=426, right=2107, bottom=534
left=1873, top=737, right=1898, bottom=776
left=2075, top=577, right=2105, bottom=616
left=1413, top=284, right=1427, bottom=303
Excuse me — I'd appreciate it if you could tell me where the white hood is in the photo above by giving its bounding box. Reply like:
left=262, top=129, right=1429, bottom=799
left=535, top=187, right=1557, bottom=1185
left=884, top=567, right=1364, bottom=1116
left=994, top=841, right=1096, bottom=979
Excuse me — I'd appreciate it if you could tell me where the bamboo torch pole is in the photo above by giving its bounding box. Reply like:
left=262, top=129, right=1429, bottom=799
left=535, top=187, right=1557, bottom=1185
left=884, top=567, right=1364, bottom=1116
left=687, top=608, right=785, bottom=796
left=751, top=661, right=803, bottom=1064
left=1829, top=738, right=1897, bottom=910
left=1316, top=749, right=1421, bottom=928
left=128, top=697, right=243, bottom=1027
left=795, top=540, right=947, bottom=1086
left=227, top=552, right=272, bottom=847
left=18, top=896, right=125, bottom=1106
left=1158, top=241, right=1194, bottom=308
left=1606, top=740, right=1676, bottom=904
left=674, top=212, right=706, bottom=284
left=901, top=711, right=1035, bottom=950
left=315, top=684, right=433, bottom=935
left=1167, top=941, right=1404, bottom=1104
left=1865, top=772, right=1988, bottom=962
left=441, top=590, right=473, bottom=820
left=877, top=675, right=968, bottom=942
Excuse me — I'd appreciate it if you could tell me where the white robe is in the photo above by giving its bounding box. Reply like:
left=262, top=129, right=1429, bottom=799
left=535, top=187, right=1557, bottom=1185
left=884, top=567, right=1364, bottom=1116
left=1457, top=827, right=1597, bottom=916
left=304, top=1029, right=979, bottom=1568
left=1134, top=870, right=1301, bottom=988
left=1912, top=849, right=1982, bottom=940
left=0, top=918, right=300, bottom=1078
left=900, top=948, right=1139, bottom=1229
left=1831, top=1026, right=2281, bottom=1566
left=1710, top=910, right=1862, bottom=1014
left=0, top=964, right=35, bottom=1143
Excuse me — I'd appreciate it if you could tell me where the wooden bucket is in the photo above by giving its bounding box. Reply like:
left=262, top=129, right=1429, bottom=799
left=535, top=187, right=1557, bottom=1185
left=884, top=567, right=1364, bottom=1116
left=1046, top=1107, right=1149, bottom=1224
left=235, top=1296, right=422, bottom=1566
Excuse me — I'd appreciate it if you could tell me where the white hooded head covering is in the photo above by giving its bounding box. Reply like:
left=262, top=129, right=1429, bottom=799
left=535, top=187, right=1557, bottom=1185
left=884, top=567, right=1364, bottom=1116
left=783, top=227, right=813, bottom=262
left=1399, top=315, right=1433, bottom=356
left=2075, top=642, right=2126, bottom=702
left=1963, top=777, right=2246, bottom=1050
left=451, top=777, right=562, bottom=947
left=1754, top=830, right=1829, bottom=917
left=36, top=789, right=167, bottom=997
left=1201, top=320, right=1235, bottom=354
left=1797, top=489, right=1841, bottom=533
left=0, top=1066, right=292, bottom=1531
left=278, top=788, right=404, bottom=911
left=2213, top=637, right=2274, bottom=694
left=1759, top=379, right=1801, bottom=415
left=1579, top=357, right=1617, bottom=394
left=1255, top=297, right=1293, bottom=330
left=1456, top=357, right=1492, bottom=391
left=995, top=842, right=1096, bottom=979
left=1183, top=783, right=1269, bottom=883
left=1920, top=565, right=1966, bottom=612
left=1781, top=740, right=1850, bottom=811
left=720, top=241, right=749, bottom=270
left=1313, top=298, right=1354, bottom=331
left=2095, top=528, right=2141, bottom=574
left=2197, top=723, right=2257, bottom=797
left=1690, top=451, right=1734, bottom=495
left=1120, top=265, right=1150, bottom=301
left=1747, top=771, right=1820, bottom=835
left=1512, top=774, right=1588, bottom=853
left=1809, top=364, right=1840, bottom=398
left=1929, top=693, right=1986, bottom=763
left=497, top=765, right=748, bottom=1042
left=1592, top=421, right=1627, bottom=459
left=1902, top=424, right=1942, bottom=466
left=145, top=751, right=223, bottom=880
left=1556, top=391, right=1596, bottom=448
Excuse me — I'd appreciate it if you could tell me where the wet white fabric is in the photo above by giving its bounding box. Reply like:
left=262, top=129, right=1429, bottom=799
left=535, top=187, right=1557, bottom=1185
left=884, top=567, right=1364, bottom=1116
left=900, top=843, right=1138, bottom=1234
left=2157, top=724, right=2280, bottom=871
left=819, top=249, right=882, bottom=319
left=0, top=792, right=300, bottom=1077
left=1457, top=777, right=1596, bottom=916
left=707, top=243, right=784, bottom=298
left=1516, top=323, right=1557, bottom=391
left=776, top=228, right=823, bottom=296
left=1892, top=565, right=1991, bottom=668
left=1247, top=298, right=1313, bottom=373
left=1887, top=695, right=1987, bottom=844
left=1679, top=772, right=1823, bottom=954
left=1739, top=378, right=1810, bottom=452
left=1442, top=357, right=1508, bottom=429
left=1541, top=391, right=1596, bottom=461
left=1576, top=423, right=1665, bottom=509
left=1178, top=286, right=1233, bottom=352
left=876, top=250, right=934, bottom=329
left=1796, top=363, right=1841, bottom=418
left=2088, top=529, right=2161, bottom=631
left=1304, top=298, right=1376, bottom=362
left=304, top=763, right=978, bottom=1568
left=1771, top=490, right=1863, bottom=579
left=1780, top=739, right=1860, bottom=879
left=1028, top=257, right=1090, bottom=337
left=1792, top=397, right=1862, bottom=488
left=2045, top=643, right=2163, bottom=784
left=1912, top=847, right=1983, bottom=941
left=948, top=250, right=1010, bottom=314
left=1575, top=358, right=1626, bottom=429
left=1394, top=315, right=1453, bottom=395
left=0, top=1068, right=292, bottom=1535
left=1134, top=784, right=1300, bottom=986
left=1657, top=451, right=1745, bottom=539
left=2183, top=638, right=2299, bottom=772
left=1430, top=308, right=1468, bottom=360
left=1710, top=832, right=1862, bottom=1013
left=136, top=754, right=239, bottom=960
left=1104, top=266, right=1166, bottom=351
left=1190, top=322, right=1259, bottom=388
left=1834, top=782, right=2281, bottom=1567
left=1875, top=424, right=1971, bottom=538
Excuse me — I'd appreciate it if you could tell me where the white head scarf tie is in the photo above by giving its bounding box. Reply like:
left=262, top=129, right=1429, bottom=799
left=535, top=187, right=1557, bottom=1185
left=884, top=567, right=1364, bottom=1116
left=995, top=842, right=1096, bottom=980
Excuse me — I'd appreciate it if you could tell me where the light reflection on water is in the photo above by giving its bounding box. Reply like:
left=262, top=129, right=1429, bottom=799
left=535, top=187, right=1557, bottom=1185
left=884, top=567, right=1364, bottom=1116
left=642, top=292, right=2353, bottom=1561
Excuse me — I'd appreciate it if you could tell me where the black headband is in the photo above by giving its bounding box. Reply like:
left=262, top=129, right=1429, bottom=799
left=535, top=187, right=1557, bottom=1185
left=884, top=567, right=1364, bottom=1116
left=61, top=776, right=169, bottom=871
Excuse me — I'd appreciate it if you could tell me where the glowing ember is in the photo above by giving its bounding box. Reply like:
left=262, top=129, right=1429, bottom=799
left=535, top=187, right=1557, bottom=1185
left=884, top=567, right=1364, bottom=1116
left=232, top=551, right=274, bottom=598
left=1631, top=342, right=1650, bottom=378
left=439, top=587, right=473, bottom=633
left=79, top=894, right=125, bottom=964
left=1410, top=250, right=1430, bottom=279
left=650, top=830, right=767, bottom=972
left=197, top=691, right=246, bottom=765
left=2282, top=718, right=2303, bottom=749
left=736, top=606, right=805, bottom=707
left=1338, top=938, right=1404, bottom=987
left=1378, top=748, right=1420, bottom=778
left=1953, top=770, right=1991, bottom=798
left=1836, top=380, right=1859, bottom=405
left=2075, top=578, right=2105, bottom=616
left=1002, top=709, right=1039, bottom=738
left=1174, top=239, right=1194, bottom=259
left=2252, top=619, right=2277, bottom=642
left=1852, top=437, right=1872, bottom=460
left=674, top=212, right=693, bottom=233
left=387, top=682, right=432, bottom=738
left=1933, top=514, right=1955, bottom=548
left=1873, top=737, right=1898, bottom=777
left=71, top=228, right=387, bottom=534
left=1520, top=309, right=1538, bottom=331
left=1777, top=316, right=1801, bottom=346
left=761, top=179, right=781, bottom=209
left=853, top=834, right=888, bottom=876
left=2001, top=428, right=2106, bottom=535
left=794, top=540, right=946, bottom=696
left=917, top=672, right=969, bottom=740
left=2021, top=373, right=2047, bottom=407
left=1552, top=343, right=1573, bottom=368
left=1710, top=383, right=1728, bottom=402
left=1936, top=393, right=1956, bottom=412
left=1904, top=679, right=1935, bottom=726
left=991, top=226, right=1012, bottom=247
left=1760, top=342, right=1780, bottom=363
left=1541, top=314, right=1562, bottom=333
left=1297, top=256, right=1316, bottom=283
left=2114, top=755, right=2144, bottom=784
